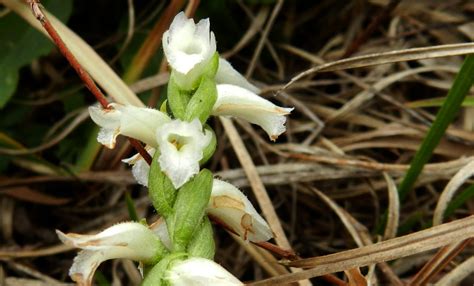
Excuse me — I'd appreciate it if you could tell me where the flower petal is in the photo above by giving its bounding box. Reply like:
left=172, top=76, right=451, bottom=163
left=89, top=103, right=170, bottom=148
left=122, top=148, right=155, bottom=187
left=167, top=257, right=243, bottom=286
left=207, top=179, right=273, bottom=242
left=216, top=58, right=260, bottom=93
left=156, top=119, right=212, bottom=188
left=213, top=84, right=293, bottom=141
left=162, top=12, right=216, bottom=89
left=57, top=222, right=166, bottom=285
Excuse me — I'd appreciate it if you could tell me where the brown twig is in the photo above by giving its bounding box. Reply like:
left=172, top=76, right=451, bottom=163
left=26, top=0, right=152, bottom=164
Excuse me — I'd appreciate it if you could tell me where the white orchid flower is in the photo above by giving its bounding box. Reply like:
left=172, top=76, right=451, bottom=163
left=213, top=84, right=293, bottom=141
left=163, top=12, right=216, bottom=90
left=156, top=119, right=212, bottom=189
left=208, top=179, right=273, bottom=242
left=89, top=103, right=170, bottom=149
left=57, top=222, right=166, bottom=286
left=166, top=257, right=243, bottom=286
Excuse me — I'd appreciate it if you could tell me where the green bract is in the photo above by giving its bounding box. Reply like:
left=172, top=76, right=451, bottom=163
left=168, top=169, right=213, bottom=252
left=185, top=75, right=218, bottom=124
left=149, top=151, right=177, bottom=219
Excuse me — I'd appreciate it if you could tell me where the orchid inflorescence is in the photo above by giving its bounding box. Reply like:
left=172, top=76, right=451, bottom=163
left=57, top=12, right=292, bottom=285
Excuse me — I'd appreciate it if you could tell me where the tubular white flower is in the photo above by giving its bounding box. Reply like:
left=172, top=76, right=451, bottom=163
left=156, top=119, right=212, bottom=189
left=215, top=58, right=260, bottom=93
left=89, top=103, right=170, bottom=149
left=208, top=179, right=273, bottom=242
left=57, top=222, right=164, bottom=286
left=166, top=257, right=243, bottom=286
left=213, top=84, right=293, bottom=141
left=163, top=12, right=216, bottom=90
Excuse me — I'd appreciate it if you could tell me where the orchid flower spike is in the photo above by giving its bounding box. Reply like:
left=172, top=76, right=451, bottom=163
left=156, top=119, right=212, bottom=188
left=89, top=103, right=170, bottom=149
left=57, top=222, right=167, bottom=286
left=213, top=84, right=293, bottom=141
left=166, top=257, right=243, bottom=285
left=208, top=179, right=273, bottom=242
left=163, top=12, right=216, bottom=90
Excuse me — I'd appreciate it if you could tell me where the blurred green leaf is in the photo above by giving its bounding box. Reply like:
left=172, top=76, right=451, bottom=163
left=0, top=0, right=73, bottom=108
left=398, top=55, right=474, bottom=200
left=406, top=96, right=474, bottom=108
left=444, top=184, right=474, bottom=219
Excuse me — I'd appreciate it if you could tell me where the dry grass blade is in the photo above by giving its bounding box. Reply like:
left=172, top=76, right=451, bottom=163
left=221, top=7, right=269, bottom=59
left=284, top=43, right=474, bottom=89
left=433, top=159, right=474, bottom=225
left=219, top=117, right=312, bottom=286
left=382, top=173, right=399, bottom=240
left=434, top=255, right=474, bottom=286
left=310, top=188, right=368, bottom=248
left=0, top=244, right=73, bottom=259
left=0, top=109, right=89, bottom=155
left=248, top=215, right=474, bottom=285
left=409, top=239, right=472, bottom=286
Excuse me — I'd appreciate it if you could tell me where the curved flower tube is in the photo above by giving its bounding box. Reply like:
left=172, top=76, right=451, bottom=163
left=162, top=12, right=216, bottom=90
left=57, top=222, right=167, bottom=286
left=166, top=257, right=243, bottom=285
left=207, top=179, right=273, bottom=242
left=89, top=103, right=170, bottom=149
left=213, top=84, right=293, bottom=141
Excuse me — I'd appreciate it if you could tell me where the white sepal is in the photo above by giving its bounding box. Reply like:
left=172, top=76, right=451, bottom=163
left=156, top=119, right=212, bottom=189
left=167, top=257, right=243, bottom=286
left=89, top=103, right=170, bottom=148
left=122, top=148, right=156, bottom=187
left=208, top=179, right=273, bottom=242
left=213, top=84, right=293, bottom=141
left=57, top=222, right=163, bottom=286
left=216, top=58, right=260, bottom=93
left=162, top=12, right=216, bottom=90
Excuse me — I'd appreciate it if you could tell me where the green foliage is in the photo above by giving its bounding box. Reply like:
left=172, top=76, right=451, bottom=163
left=444, top=184, right=474, bottom=219
left=398, top=55, right=474, bottom=200
left=168, top=169, right=213, bottom=252
left=406, top=96, right=474, bottom=108
left=184, top=76, right=217, bottom=124
left=187, top=217, right=215, bottom=260
left=167, top=74, right=191, bottom=120
left=149, top=151, right=177, bottom=218
left=0, top=0, right=72, bottom=108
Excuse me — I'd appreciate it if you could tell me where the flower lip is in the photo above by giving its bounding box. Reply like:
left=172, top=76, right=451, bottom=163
left=157, top=119, right=212, bottom=189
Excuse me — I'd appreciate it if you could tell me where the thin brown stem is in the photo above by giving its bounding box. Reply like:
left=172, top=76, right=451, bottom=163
left=26, top=0, right=152, bottom=164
